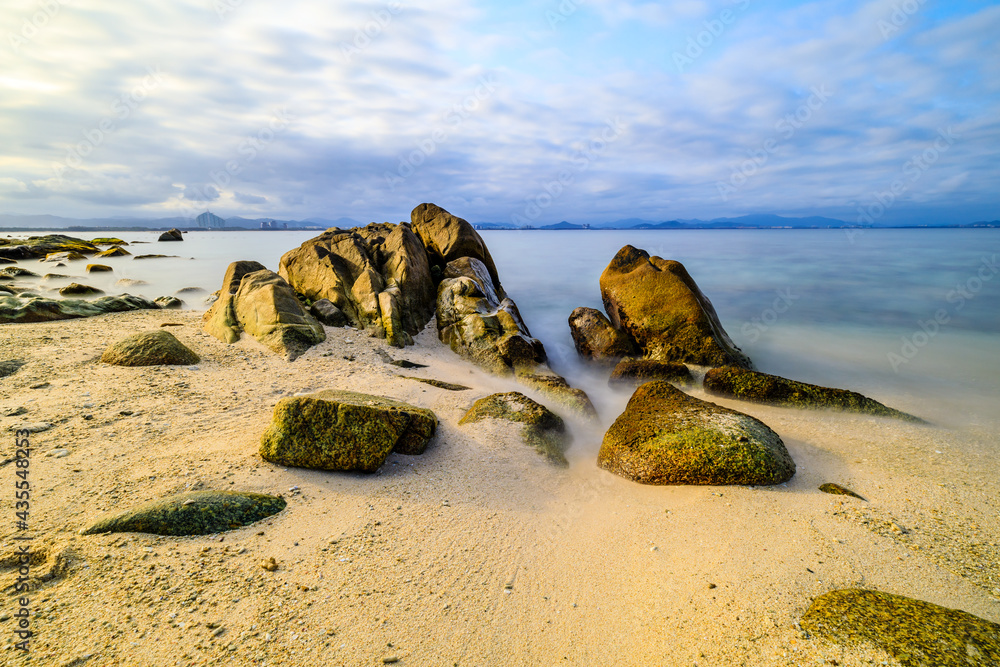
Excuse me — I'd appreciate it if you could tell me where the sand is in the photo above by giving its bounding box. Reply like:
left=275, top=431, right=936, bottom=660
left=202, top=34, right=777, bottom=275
left=1, top=309, right=998, bottom=666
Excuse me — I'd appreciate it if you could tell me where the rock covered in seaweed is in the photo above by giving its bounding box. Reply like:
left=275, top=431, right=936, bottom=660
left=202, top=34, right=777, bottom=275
left=568, top=306, right=639, bottom=365
left=259, top=389, right=437, bottom=472
left=81, top=491, right=286, bottom=536
left=0, top=234, right=99, bottom=260
left=460, top=392, right=570, bottom=466
left=101, top=330, right=199, bottom=366
left=0, top=294, right=159, bottom=324
left=703, top=365, right=923, bottom=422
left=598, top=381, right=794, bottom=485
left=600, top=245, right=751, bottom=369
left=800, top=588, right=1000, bottom=667
left=96, top=246, right=131, bottom=258
left=608, top=359, right=693, bottom=389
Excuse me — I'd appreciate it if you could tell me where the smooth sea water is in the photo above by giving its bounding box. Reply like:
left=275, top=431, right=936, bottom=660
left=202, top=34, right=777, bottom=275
left=5, top=228, right=999, bottom=426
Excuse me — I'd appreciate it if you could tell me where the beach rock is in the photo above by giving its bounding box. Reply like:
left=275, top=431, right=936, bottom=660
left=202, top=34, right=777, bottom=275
left=279, top=223, right=434, bottom=347
left=568, top=306, right=639, bottom=364
left=59, top=283, right=105, bottom=297
left=81, top=491, right=286, bottom=536
left=96, top=246, right=130, bottom=258
left=101, top=330, right=200, bottom=366
left=608, top=359, right=693, bottom=389
left=115, top=278, right=148, bottom=287
left=230, top=270, right=325, bottom=360
left=158, top=228, right=183, bottom=242
left=91, top=238, right=127, bottom=245
left=600, top=246, right=752, bottom=368
left=515, top=370, right=598, bottom=419
left=309, top=298, right=348, bottom=327
left=176, top=286, right=204, bottom=294
left=0, top=359, right=25, bottom=378
left=259, top=390, right=437, bottom=471
left=401, top=376, right=470, bottom=391
left=1, top=267, right=39, bottom=278
left=411, top=203, right=502, bottom=290
left=41, top=274, right=70, bottom=282
left=133, top=254, right=172, bottom=260
left=0, top=293, right=159, bottom=324
left=0, top=257, right=15, bottom=265
left=154, top=296, right=183, bottom=309
left=460, top=392, right=570, bottom=466
left=819, top=483, right=866, bottom=500
left=598, top=381, right=795, bottom=485
left=0, top=285, right=13, bottom=295
left=703, top=366, right=924, bottom=422
left=800, top=588, right=1000, bottom=667
left=42, top=251, right=87, bottom=262
left=202, top=261, right=268, bottom=342
left=86, top=264, right=113, bottom=273
left=0, top=234, right=99, bottom=260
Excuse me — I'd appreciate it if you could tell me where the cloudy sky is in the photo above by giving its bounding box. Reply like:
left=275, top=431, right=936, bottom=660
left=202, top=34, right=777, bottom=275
left=1, top=0, right=997, bottom=224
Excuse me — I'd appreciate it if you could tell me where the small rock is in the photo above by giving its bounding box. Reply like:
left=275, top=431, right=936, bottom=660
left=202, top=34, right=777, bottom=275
left=11, top=422, right=53, bottom=433
left=383, top=656, right=400, bottom=664
left=261, top=557, right=279, bottom=572
left=46, top=449, right=70, bottom=458
left=4, top=407, right=27, bottom=417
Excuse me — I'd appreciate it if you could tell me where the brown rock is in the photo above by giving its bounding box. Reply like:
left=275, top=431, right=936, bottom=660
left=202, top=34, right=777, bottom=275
left=608, top=359, right=693, bottom=389
left=568, top=306, right=638, bottom=364
left=411, top=203, right=501, bottom=290
left=158, top=228, right=183, bottom=241
left=86, top=264, right=113, bottom=273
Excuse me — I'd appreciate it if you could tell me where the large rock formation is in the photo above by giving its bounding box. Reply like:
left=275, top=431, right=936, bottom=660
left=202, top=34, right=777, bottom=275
left=411, top=203, right=502, bottom=289
left=259, top=390, right=437, bottom=471
left=703, top=366, right=924, bottom=422
left=101, top=330, right=199, bottom=366
left=203, top=263, right=324, bottom=361
left=598, top=381, right=794, bottom=485
left=600, top=245, right=751, bottom=368
left=460, top=392, right=570, bottom=466
left=0, top=294, right=159, bottom=324
left=0, top=234, right=99, bottom=260
left=279, top=223, right=434, bottom=347
left=568, top=306, right=639, bottom=365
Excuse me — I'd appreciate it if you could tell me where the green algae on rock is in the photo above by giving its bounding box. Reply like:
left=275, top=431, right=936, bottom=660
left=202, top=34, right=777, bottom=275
left=0, top=294, right=159, bottom=324
left=400, top=376, right=471, bottom=391
left=101, top=330, right=200, bottom=366
left=0, top=234, right=100, bottom=260
left=260, top=390, right=437, bottom=471
left=703, top=365, right=924, bottom=422
left=608, top=359, right=693, bottom=389
left=460, top=392, right=570, bottom=466
left=801, top=588, right=1000, bottom=667
left=96, top=246, right=131, bottom=257
left=819, top=482, right=866, bottom=500
left=515, top=369, right=599, bottom=420
left=598, top=381, right=795, bottom=486
left=59, top=283, right=104, bottom=296
left=81, top=491, right=286, bottom=536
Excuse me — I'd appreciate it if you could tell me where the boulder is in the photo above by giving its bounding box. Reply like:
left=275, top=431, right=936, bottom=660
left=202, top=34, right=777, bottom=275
left=116, top=278, right=148, bottom=287
left=42, top=251, right=87, bottom=262
left=0, top=294, right=159, bottom=324
left=608, top=359, right=693, bottom=389
left=86, top=264, right=113, bottom=273
left=0, top=257, right=15, bottom=265
left=133, top=254, right=171, bottom=260
left=154, top=296, right=183, bottom=309
left=279, top=223, right=434, bottom=347
left=600, top=246, right=751, bottom=368
left=801, top=589, right=1000, bottom=667
left=598, top=381, right=795, bottom=485
left=81, top=491, right=286, bottom=536
left=460, top=392, right=570, bottom=466
left=0, top=234, right=99, bottom=260
left=259, top=389, right=437, bottom=471
left=568, top=306, right=638, bottom=364
left=101, top=330, right=200, bottom=366
left=158, top=228, right=183, bottom=242
left=309, top=298, right=348, bottom=327
left=1, top=267, right=39, bottom=278
left=703, top=366, right=923, bottom=422
left=176, top=286, right=204, bottom=294
left=203, top=260, right=268, bottom=343
left=59, top=283, right=104, bottom=296
left=411, top=203, right=502, bottom=289
left=96, top=246, right=130, bottom=258
left=91, top=238, right=127, bottom=245
left=515, top=370, right=598, bottom=419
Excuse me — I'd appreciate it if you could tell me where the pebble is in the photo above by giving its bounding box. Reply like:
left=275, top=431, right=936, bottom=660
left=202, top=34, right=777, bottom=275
left=46, top=449, right=70, bottom=458
left=261, top=557, right=279, bottom=572
left=187, top=366, right=200, bottom=371
left=383, top=657, right=399, bottom=664
left=30, top=382, right=51, bottom=389
left=11, top=422, right=54, bottom=433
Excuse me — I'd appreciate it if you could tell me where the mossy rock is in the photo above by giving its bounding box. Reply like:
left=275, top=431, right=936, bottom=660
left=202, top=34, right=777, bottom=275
left=568, top=306, right=639, bottom=364
left=460, top=392, right=570, bottom=466
left=600, top=246, right=752, bottom=368
left=401, top=376, right=470, bottom=391
left=101, top=330, right=200, bottom=366
left=43, top=251, right=87, bottom=262
left=1, top=267, right=39, bottom=277
left=801, top=588, right=1000, bottom=666
left=81, top=491, right=286, bottom=536
left=0, top=234, right=100, bottom=260
left=515, top=370, right=598, bottom=420
left=0, top=294, right=158, bottom=324
left=608, top=359, right=693, bottom=389
left=59, top=283, right=105, bottom=296
left=598, top=381, right=795, bottom=485
left=96, top=246, right=131, bottom=257
left=818, top=482, right=866, bottom=500
left=158, top=228, right=184, bottom=241
left=155, top=296, right=184, bottom=309
left=703, top=366, right=924, bottom=422
left=260, top=390, right=437, bottom=471
left=91, top=238, right=127, bottom=245
left=86, top=264, right=113, bottom=273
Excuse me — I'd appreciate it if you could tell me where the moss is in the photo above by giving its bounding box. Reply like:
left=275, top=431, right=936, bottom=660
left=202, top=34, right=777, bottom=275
left=401, top=376, right=470, bottom=391
left=0, top=234, right=100, bottom=260
left=259, top=389, right=437, bottom=471
left=101, top=330, right=199, bottom=366
left=598, top=381, right=795, bottom=485
left=460, top=392, right=570, bottom=466
left=608, top=359, right=693, bottom=389
left=96, top=246, right=131, bottom=257
left=801, top=588, right=1000, bottom=666
left=91, top=238, right=127, bottom=245
left=81, top=491, right=286, bottom=536
left=819, top=482, right=866, bottom=500
left=703, top=366, right=925, bottom=423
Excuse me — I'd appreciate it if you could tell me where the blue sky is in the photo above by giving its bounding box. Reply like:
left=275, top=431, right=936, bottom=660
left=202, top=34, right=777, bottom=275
left=0, top=0, right=997, bottom=224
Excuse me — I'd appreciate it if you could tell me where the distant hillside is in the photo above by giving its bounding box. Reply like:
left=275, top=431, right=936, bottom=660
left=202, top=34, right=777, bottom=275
left=539, top=221, right=587, bottom=230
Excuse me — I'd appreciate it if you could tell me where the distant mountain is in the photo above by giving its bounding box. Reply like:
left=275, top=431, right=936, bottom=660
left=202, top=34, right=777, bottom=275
left=302, top=216, right=363, bottom=227
left=631, top=220, right=685, bottom=229
left=539, top=221, right=586, bottom=230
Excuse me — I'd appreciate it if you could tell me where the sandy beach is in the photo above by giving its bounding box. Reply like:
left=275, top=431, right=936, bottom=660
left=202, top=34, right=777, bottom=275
left=1, top=305, right=997, bottom=666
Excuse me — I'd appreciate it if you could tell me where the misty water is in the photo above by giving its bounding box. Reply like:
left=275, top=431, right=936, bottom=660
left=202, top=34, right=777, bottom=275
left=6, top=227, right=999, bottom=428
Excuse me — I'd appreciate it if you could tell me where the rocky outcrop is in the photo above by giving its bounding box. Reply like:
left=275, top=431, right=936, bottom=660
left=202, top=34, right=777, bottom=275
left=81, top=491, right=286, bottom=536
left=801, top=589, right=1000, bottom=667
left=0, top=294, right=158, bottom=324
left=600, top=245, right=751, bottom=369
left=59, top=283, right=104, bottom=296
left=460, top=392, right=570, bottom=466
left=279, top=223, right=434, bottom=347
left=259, top=390, right=437, bottom=471
left=608, top=359, right=693, bottom=388
left=158, top=228, right=183, bottom=242
left=598, top=381, right=794, bottom=485
left=0, top=234, right=99, bottom=260
left=703, top=366, right=923, bottom=422
left=204, top=262, right=325, bottom=361
left=568, top=307, right=639, bottom=364
left=154, top=296, right=183, bottom=309
left=86, top=264, right=113, bottom=273
left=101, top=330, right=199, bottom=366
left=96, top=246, right=130, bottom=258
left=411, top=203, right=502, bottom=289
